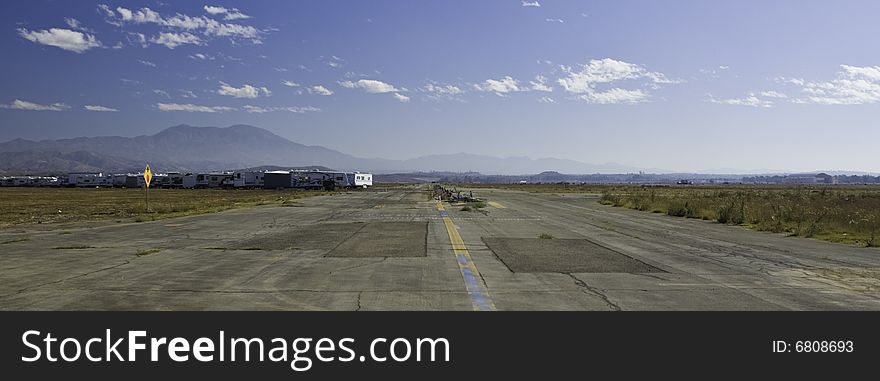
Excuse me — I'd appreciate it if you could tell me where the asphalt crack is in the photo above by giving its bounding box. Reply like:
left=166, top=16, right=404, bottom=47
left=7, top=259, right=132, bottom=298
left=567, top=273, right=621, bottom=311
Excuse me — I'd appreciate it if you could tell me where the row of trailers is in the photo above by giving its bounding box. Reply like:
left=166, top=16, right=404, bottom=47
left=0, top=170, right=373, bottom=190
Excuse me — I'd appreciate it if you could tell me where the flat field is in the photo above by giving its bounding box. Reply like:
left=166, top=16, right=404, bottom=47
left=0, top=188, right=332, bottom=228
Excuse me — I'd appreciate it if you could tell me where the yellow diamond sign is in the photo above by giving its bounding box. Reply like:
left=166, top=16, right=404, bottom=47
left=143, top=164, right=153, bottom=188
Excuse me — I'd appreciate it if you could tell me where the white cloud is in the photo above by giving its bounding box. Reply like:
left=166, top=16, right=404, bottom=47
left=420, top=83, right=465, bottom=102
left=708, top=94, right=773, bottom=108
left=157, top=102, right=234, bottom=112
left=279, top=106, right=320, bottom=113
left=760, top=90, right=787, bottom=98
left=204, top=5, right=226, bottom=15
left=152, top=32, right=202, bottom=48
left=545, top=18, right=564, bottom=23
left=422, top=83, right=464, bottom=95
left=774, top=77, right=805, bottom=86
left=530, top=75, right=553, bottom=92
left=129, top=32, right=148, bottom=48
left=189, top=53, right=214, bottom=60
left=1, top=99, right=69, bottom=111
left=243, top=105, right=320, bottom=114
left=580, top=88, right=649, bottom=104
left=474, top=76, right=522, bottom=96
left=64, top=18, right=92, bottom=32
left=84, top=105, right=118, bottom=112
left=116, top=6, right=162, bottom=23
left=557, top=58, right=677, bottom=104
left=784, top=65, right=880, bottom=105
left=241, top=105, right=271, bottom=113
left=392, top=93, right=410, bottom=103
left=204, top=5, right=251, bottom=20
left=339, top=79, right=401, bottom=93
left=18, top=28, right=102, bottom=53
left=153, top=89, right=170, bottom=98
left=539, top=96, right=556, bottom=104
left=179, top=90, right=198, bottom=98
left=217, top=82, right=271, bottom=98
left=309, top=85, right=334, bottom=96
left=97, top=4, right=115, bottom=18
left=718, top=65, right=730, bottom=70
left=282, top=80, right=300, bottom=87
left=139, top=59, right=156, bottom=67
left=110, top=6, right=262, bottom=44
left=522, top=1, right=541, bottom=7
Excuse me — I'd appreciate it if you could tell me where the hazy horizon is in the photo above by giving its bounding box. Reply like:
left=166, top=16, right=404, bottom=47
left=2, top=1, right=879, bottom=173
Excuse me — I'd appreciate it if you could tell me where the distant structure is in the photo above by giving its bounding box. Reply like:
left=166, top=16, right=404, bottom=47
left=0, top=169, right=372, bottom=190
left=782, top=173, right=835, bottom=185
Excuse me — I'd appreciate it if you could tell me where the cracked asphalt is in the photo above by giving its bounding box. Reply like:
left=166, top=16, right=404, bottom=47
left=1, top=186, right=879, bottom=310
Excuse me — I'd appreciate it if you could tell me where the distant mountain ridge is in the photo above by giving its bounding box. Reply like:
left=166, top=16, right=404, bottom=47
left=2, top=124, right=867, bottom=176
left=0, top=124, right=373, bottom=174
left=0, top=124, right=655, bottom=175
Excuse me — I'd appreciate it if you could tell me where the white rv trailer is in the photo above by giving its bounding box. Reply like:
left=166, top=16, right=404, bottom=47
left=353, top=172, right=373, bottom=188
left=233, top=171, right=265, bottom=188
left=68, top=173, right=112, bottom=187
left=183, top=173, right=233, bottom=188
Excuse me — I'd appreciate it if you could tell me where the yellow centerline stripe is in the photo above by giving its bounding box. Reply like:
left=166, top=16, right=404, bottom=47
left=487, top=201, right=506, bottom=209
left=437, top=202, right=496, bottom=311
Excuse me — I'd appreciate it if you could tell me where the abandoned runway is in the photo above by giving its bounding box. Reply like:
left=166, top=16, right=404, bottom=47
left=1, top=186, right=879, bottom=310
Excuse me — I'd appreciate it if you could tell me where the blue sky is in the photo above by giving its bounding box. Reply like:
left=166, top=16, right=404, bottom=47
left=1, top=1, right=879, bottom=172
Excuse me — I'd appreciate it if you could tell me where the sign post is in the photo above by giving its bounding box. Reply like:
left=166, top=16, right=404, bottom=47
left=143, top=164, right=153, bottom=212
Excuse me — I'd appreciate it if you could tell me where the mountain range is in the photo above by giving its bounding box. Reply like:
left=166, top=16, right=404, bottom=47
left=0, top=124, right=655, bottom=175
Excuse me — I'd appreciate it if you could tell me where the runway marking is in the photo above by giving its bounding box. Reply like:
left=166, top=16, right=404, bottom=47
left=436, top=202, right=496, bottom=311
left=487, top=201, right=506, bottom=209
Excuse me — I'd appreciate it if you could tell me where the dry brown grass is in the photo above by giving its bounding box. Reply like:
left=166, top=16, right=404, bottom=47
left=0, top=188, right=334, bottom=228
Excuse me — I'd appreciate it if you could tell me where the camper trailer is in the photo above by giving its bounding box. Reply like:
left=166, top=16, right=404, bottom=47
left=68, top=173, right=112, bottom=187
left=233, top=171, right=265, bottom=188
left=182, top=173, right=233, bottom=188
left=353, top=172, right=373, bottom=188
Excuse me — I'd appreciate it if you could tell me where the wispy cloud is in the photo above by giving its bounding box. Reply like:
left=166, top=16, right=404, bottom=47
left=308, top=85, right=334, bottom=96
left=84, top=105, right=119, bottom=112
left=217, top=82, right=271, bottom=98
left=139, top=59, right=156, bottom=67
left=708, top=93, right=773, bottom=108
left=188, top=52, right=214, bottom=60
left=530, top=75, right=553, bottom=92
left=157, top=102, right=234, bottom=112
left=152, top=32, right=202, bottom=48
left=339, top=79, right=401, bottom=93
left=760, top=90, right=787, bottom=98
left=282, top=80, right=300, bottom=87
left=392, top=93, right=410, bottom=103
left=18, top=28, right=102, bottom=53
left=522, top=1, right=541, bottom=7
left=204, top=5, right=251, bottom=20
left=557, top=58, right=678, bottom=104
left=545, top=18, right=564, bottom=23
left=1, top=99, right=69, bottom=111
left=421, top=83, right=465, bottom=101
left=100, top=5, right=263, bottom=46
left=782, top=65, right=880, bottom=105
left=64, top=18, right=93, bottom=32
left=474, top=76, right=523, bottom=96
left=242, top=105, right=320, bottom=114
